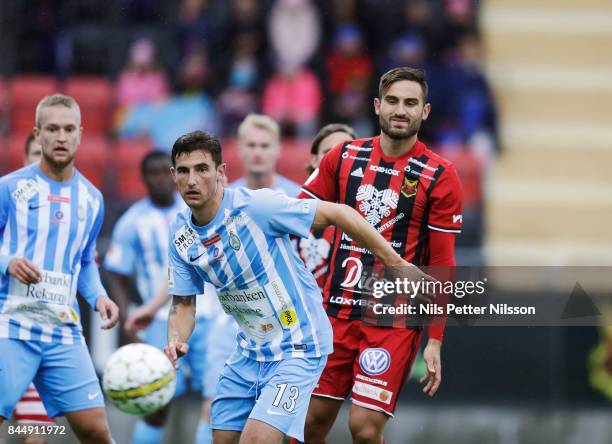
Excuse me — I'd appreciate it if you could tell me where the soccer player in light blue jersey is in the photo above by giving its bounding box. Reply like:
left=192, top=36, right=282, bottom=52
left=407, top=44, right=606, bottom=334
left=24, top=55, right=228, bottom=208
left=163, top=131, right=428, bottom=444
left=104, top=151, right=218, bottom=444
left=187, top=114, right=302, bottom=444
left=0, top=94, right=119, bottom=443
left=229, top=114, right=301, bottom=196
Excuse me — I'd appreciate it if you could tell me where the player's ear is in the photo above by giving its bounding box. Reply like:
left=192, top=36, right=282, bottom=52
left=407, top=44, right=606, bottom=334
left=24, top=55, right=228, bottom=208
left=217, top=162, right=227, bottom=180
left=170, top=167, right=177, bottom=182
left=373, top=97, right=381, bottom=115
left=422, top=103, right=431, bottom=121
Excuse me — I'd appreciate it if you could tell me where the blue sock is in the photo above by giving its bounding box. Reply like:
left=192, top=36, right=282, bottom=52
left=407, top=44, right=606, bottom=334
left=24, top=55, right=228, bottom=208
left=131, top=420, right=164, bottom=444
left=195, top=419, right=213, bottom=444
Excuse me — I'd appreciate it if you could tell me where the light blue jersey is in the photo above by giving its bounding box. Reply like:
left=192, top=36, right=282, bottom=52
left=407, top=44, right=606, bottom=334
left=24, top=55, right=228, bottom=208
left=104, top=195, right=184, bottom=319
left=104, top=195, right=220, bottom=320
left=229, top=175, right=301, bottom=197
left=0, top=164, right=106, bottom=345
left=168, top=187, right=332, bottom=362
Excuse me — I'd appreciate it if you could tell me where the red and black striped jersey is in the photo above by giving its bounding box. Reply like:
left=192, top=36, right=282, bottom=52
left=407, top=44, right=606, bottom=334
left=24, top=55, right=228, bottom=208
left=299, top=136, right=463, bottom=325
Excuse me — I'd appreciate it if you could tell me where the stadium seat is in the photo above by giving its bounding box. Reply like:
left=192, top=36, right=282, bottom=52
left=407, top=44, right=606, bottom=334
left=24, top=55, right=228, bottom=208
left=9, top=75, right=58, bottom=132
left=7, top=131, right=31, bottom=172
left=114, top=138, right=154, bottom=201
left=278, top=138, right=310, bottom=184
left=221, top=137, right=243, bottom=182
left=74, top=134, right=111, bottom=189
left=65, top=76, right=113, bottom=132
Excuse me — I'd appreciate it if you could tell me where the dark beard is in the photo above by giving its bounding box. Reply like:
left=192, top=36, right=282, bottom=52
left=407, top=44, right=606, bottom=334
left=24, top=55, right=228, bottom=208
left=379, top=116, right=421, bottom=140
left=42, top=151, right=74, bottom=170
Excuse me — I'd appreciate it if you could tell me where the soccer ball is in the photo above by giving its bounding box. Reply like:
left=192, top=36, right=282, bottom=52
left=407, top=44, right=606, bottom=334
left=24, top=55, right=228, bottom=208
left=102, top=343, right=176, bottom=415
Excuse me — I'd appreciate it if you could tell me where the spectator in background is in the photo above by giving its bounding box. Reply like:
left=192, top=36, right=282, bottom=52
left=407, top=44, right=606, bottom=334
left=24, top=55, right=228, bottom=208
left=268, top=0, right=321, bottom=73
left=398, top=0, right=445, bottom=58
left=24, top=133, right=42, bottom=165
left=452, top=31, right=499, bottom=161
left=261, top=63, right=322, bottom=138
left=326, top=24, right=374, bottom=136
left=230, top=113, right=300, bottom=196
left=116, top=38, right=170, bottom=108
left=117, top=44, right=218, bottom=150
left=218, top=0, right=267, bottom=61
left=440, top=0, right=478, bottom=56
left=217, top=31, right=261, bottom=137
left=176, top=0, right=217, bottom=59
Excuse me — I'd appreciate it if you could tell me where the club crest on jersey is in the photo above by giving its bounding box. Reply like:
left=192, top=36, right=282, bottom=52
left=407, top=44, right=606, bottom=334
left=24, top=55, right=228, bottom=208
left=356, top=185, right=399, bottom=226
left=229, top=231, right=241, bottom=251
left=401, top=178, right=418, bottom=198
left=359, top=348, right=391, bottom=376
left=174, top=226, right=198, bottom=254
left=12, top=179, right=39, bottom=203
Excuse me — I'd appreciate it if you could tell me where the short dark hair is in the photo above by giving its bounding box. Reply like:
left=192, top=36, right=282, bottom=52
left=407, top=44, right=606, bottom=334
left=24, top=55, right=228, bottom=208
left=378, top=66, right=428, bottom=102
left=24, top=133, right=36, bottom=156
left=140, top=150, right=171, bottom=177
left=171, top=131, right=223, bottom=167
left=310, top=123, right=356, bottom=155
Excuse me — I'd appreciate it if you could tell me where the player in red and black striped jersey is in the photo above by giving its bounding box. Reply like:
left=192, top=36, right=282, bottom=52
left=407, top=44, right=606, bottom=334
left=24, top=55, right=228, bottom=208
left=298, top=67, right=463, bottom=444
left=298, top=123, right=357, bottom=289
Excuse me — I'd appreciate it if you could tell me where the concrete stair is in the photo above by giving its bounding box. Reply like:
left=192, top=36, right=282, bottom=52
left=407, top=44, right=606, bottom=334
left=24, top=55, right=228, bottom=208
left=481, top=0, right=612, bottom=265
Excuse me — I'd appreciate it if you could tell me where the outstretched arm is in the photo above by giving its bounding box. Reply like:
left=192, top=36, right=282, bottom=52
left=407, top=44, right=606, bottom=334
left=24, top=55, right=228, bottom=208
left=312, top=201, right=403, bottom=267
left=164, top=295, right=196, bottom=369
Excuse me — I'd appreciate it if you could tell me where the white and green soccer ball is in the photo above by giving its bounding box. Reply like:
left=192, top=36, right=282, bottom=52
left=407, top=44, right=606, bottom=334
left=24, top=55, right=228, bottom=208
left=102, top=343, right=176, bottom=415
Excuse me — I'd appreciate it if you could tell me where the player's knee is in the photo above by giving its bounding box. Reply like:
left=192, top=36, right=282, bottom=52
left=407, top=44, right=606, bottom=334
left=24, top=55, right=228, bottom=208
left=349, top=419, right=383, bottom=444
left=75, top=424, right=112, bottom=444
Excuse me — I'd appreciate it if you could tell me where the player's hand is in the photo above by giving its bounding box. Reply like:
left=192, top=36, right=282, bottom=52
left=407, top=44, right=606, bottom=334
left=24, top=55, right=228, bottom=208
left=389, top=260, right=438, bottom=304
left=125, top=305, right=156, bottom=334
left=420, top=338, right=442, bottom=397
left=96, top=296, right=120, bottom=330
left=164, top=341, right=189, bottom=369
left=7, top=258, right=41, bottom=285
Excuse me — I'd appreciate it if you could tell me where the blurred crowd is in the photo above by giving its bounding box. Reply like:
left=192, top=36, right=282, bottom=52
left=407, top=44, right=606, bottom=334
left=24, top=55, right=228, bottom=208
left=0, top=0, right=496, bottom=262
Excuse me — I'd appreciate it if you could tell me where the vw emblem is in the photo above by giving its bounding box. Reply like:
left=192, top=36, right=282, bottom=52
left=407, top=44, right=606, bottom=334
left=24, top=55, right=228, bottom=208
left=359, top=348, right=391, bottom=376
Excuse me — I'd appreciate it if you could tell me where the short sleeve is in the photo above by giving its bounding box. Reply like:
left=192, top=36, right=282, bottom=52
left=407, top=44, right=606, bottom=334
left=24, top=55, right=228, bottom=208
left=168, top=225, right=205, bottom=296
left=103, top=214, right=137, bottom=275
left=299, top=143, right=342, bottom=202
left=245, top=189, right=318, bottom=239
left=428, top=165, right=463, bottom=234
left=0, top=180, right=13, bottom=274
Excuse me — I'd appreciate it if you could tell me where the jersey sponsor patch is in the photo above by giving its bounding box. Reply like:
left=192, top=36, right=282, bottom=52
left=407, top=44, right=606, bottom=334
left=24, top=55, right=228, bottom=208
left=12, top=179, right=39, bottom=203
left=359, top=348, right=391, bottom=376
left=369, top=164, right=400, bottom=176
left=404, top=164, right=436, bottom=181
left=356, top=185, right=399, bottom=226
left=299, top=234, right=330, bottom=271
left=173, top=225, right=198, bottom=254
left=352, top=381, right=393, bottom=405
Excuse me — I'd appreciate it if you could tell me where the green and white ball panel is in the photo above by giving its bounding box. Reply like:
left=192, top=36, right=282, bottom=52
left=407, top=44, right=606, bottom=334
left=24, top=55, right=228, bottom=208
left=102, top=343, right=176, bottom=415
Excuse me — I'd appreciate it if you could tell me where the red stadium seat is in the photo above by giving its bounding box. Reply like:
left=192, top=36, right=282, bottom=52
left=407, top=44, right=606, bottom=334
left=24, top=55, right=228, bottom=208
left=9, top=75, right=58, bottom=132
left=278, top=139, right=310, bottom=185
left=74, top=134, right=111, bottom=188
left=7, top=131, right=31, bottom=172
left=114, top=138, right=154, bottom=201
left=64, top=76, right=113, bottom=133
left=221, top=137, right=243, bottom=182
